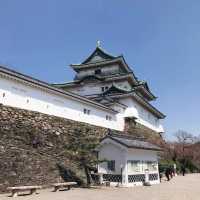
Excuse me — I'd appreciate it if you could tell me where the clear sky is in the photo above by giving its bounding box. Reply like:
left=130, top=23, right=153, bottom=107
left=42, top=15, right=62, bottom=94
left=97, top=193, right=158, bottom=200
left=0, top=0, right=199, bottom=139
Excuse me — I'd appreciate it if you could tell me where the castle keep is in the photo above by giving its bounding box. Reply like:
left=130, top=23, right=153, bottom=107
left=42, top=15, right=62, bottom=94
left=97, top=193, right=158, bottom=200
left=54, top=45, right=165, bottom=135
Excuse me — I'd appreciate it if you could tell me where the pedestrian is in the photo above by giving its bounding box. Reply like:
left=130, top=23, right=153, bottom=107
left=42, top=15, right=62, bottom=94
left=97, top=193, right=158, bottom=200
left=165, top=168, right=170, bottom=181
left=181, top=166, right=186, bottom=176
left=159, top=171, right=163, bottom=182
left=169, top=167, right=173, bottom=179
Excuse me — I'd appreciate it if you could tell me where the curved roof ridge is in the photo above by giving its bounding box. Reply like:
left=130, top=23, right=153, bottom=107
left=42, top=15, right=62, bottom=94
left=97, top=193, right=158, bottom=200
left=81, top=46, right=117, bottom=64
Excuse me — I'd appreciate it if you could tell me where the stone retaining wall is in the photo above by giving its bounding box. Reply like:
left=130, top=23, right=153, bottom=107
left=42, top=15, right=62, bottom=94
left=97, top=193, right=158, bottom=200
left=124, top=117, right=163, bottom=143
left=0, top=104, right=162, bottom=192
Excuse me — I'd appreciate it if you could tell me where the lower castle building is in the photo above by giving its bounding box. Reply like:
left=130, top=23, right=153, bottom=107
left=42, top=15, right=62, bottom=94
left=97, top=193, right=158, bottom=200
left=0, top=44, right=165, bottom=189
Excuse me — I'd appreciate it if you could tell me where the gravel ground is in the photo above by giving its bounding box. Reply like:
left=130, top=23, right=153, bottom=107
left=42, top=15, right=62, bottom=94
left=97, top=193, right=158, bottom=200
left=1, top=174, right=200, bottom=200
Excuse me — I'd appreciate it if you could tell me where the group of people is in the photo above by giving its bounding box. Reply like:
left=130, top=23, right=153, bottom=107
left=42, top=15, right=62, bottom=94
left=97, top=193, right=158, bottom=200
left=164, top=164, right=186, bottom=181
left=165, top=167, right=175, bottom=181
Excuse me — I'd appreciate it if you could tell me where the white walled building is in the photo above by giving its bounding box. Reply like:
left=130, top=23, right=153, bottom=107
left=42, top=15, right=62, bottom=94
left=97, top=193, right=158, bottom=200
left=97, top=133, right=161, bottom=187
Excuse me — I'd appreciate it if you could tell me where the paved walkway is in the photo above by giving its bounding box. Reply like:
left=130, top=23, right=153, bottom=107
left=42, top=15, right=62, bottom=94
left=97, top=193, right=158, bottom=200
left=1, top=174, right=200, bottom=200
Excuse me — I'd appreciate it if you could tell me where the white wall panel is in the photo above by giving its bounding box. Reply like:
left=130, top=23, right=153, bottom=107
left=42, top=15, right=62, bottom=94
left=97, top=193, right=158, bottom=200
left=0, top=76, right=124, bottom=131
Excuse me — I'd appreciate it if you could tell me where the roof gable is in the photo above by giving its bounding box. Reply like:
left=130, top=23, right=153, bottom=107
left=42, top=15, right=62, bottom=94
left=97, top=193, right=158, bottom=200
left=133, top=81, right=156, bottom=101
left=99, top=137, right=128, bottom=151
left=103, top=84, right=130, bottom=96
left=82, top=47, right=116, bottom=64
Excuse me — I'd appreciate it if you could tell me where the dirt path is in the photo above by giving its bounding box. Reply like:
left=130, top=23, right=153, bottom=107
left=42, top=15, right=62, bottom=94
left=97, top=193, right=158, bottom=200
left=1, top=174, right=200, bottom=200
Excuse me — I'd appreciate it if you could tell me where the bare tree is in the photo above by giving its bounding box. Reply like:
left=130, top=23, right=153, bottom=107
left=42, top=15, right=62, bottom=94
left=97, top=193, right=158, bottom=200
left=173, top=130, right=198, bottom=168
left=174, top=130, right=194, bottom=145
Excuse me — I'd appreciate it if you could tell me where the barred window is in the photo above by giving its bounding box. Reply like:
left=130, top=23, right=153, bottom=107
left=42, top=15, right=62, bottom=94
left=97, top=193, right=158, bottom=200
left=107, top=160, right=115, bottom=172
left=147, top=161, right=158, bottom=171
left=127, top=160, right=140, bottom=173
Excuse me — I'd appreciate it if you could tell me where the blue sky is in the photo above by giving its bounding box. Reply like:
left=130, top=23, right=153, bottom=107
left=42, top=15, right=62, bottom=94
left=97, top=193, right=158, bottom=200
left=0, top=0, right=200, bottom=139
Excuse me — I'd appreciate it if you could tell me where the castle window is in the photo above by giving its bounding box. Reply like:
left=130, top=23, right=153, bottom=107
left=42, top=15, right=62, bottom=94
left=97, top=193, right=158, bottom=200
left=83, top=108, right=90, bottom=115
left=107, top=160, right=115, bottom=171
left=2, top=93, right=5, bottom=98
left=94, top=69, right=101, bottom=75
left=26, top=99, right=29, bottom=103
left=106, top=115, right=112, bottom=121
left=101, top=86, right=109, bottom=92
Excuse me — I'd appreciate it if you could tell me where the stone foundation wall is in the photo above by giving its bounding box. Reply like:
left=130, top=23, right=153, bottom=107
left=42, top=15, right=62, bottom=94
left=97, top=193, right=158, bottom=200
left=0, top=104, right=108, bottom=192
left=0, top=105, right=163, bottom=192
left=124, top=117, right=163, bottom=144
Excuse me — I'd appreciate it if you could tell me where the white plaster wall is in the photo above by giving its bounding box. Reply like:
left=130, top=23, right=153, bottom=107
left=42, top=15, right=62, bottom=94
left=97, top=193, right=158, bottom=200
left=119, top=97, right=164, bottom=132
left=127, top=149, right=158, bottom=161
left=68, top=87, right=164, bottom=133
left=116, top=148, right=159, bottom=175
left=0, top=75, right=124, bottom=131
left=67, top=83, right=103, bottom=96
left=127, top=149, right=158, bottom=173
left=98, top=143, right=126, bottom=174
left=126, top=148, right=159, bottom=186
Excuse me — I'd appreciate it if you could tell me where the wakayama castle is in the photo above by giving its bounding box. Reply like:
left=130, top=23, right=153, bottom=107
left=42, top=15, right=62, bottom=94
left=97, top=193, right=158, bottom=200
left=54, top=43, right=165, bottom=134
left=0, top=43, right=165, bottom=187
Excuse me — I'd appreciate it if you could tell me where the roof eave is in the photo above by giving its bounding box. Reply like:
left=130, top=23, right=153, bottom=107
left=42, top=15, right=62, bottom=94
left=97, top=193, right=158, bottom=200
left=70, top=56, right=133, bottom=73
left=105, top=92, right=166, bottom=119
left=101, top=136, right=162, bottom=151
left=126, top=145, right=162, bottom=151
left=136, top=87, right=157, bottom=101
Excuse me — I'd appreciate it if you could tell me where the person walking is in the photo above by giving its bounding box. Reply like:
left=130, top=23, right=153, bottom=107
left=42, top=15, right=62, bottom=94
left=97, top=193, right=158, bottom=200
left=165, top=167, right=170, bottom=181
left=181, top=166, right=186, bottom=176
